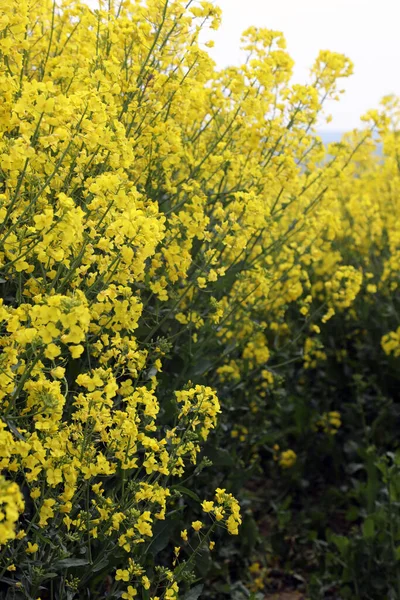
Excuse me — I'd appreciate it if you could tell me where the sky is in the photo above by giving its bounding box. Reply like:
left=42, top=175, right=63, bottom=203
left=205, top=0, right=400, bottom=132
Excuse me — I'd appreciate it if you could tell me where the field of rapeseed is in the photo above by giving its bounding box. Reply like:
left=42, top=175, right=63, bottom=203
left=0, top=1, right=400, bottom=599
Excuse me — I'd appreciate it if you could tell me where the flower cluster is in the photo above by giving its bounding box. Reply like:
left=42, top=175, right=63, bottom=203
left=0, top=477, right=24, bottom=546
left=273, top=447, right=298, bottom=469
left=1, top=0, right=399, bottom=596
left=315, top=411, right=342, bottom=435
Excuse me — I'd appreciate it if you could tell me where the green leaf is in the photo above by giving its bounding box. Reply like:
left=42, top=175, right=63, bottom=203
left=54, top=558, right=90, bottom=569
left=43, top=572, right=58, bottom=579
left=347, top=462, right=364, bottom=475
left=294, top=401, right=309, bottom=432
left=224, top=341, right=237, bottom=354
left=366, top=448, right=379, bottom=512
left=91, top=557, right=109, bottom=572
left=4, top=419, right=26, bottom=441
left=192, top=359, right=213, bottom=376
left=331, top=534, right=350, bottom=556
left=173, top=485, right=201, bottom=503
left=240, top=513, right=259, bottom=553
left=147, top=518, right=177, bottom=556
left=345, top=505, right=360, bottom=522
left=0, top=576, right=18, bottom=585
left=194, top=546, right=212, bottom=578
left=362, top=515, right=375, bottom=540
left=206, top=447, right=235, bottom=467
left=183, top=584, right=204, bottom=600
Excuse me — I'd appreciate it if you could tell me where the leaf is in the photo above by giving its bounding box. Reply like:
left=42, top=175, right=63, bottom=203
left=54, top=558, right=90, bottom=569
left=4, top=419, right=26, bottom=441
left=294, top=401, right=309, bottom=432
left=183, top=584, right=204, bottom=600
left=362, top=515, right=375, bottom=540
left=192, top=359, right=213, bottom=376
left=91, top=557, right=109, bottom=573
left=194, top=546, right=211, bottom=578
left=331, top=534, right=350, bottom=556
left=240, top=513, right=259, bottom=553
left=206, top=447, right=235, bottom=467
left=224, top=341, right=237, bottom=354
left=366, top=451, right=379, bottom=513
left=147, top=518, right=177, bottom=556
left=147, top=366, right=158, bottom=378
left=345, top=505, right=360, bottom=522
left=173, top=485, right=201, bottom=503
left=0, top=576, right=18, bottom=585
left=4, top=590, right=25, bottom=600
left=347, top=462, right=364, bottom=475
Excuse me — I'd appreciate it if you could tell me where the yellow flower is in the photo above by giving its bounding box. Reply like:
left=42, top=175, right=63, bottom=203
left=201, top=500, right=214, bottom=513
left=51, top=366, right=65, bottom=379
left=30, top=488, right=41, bottom=500
left=0, top=478, right=24, bottom=544
left=39, top=499, right=56, bottom=528
left=191, top=520, right=203, bottom=532
left=214, top=507, right=224, bottom=521
left=70, top=345, right=84, bottom=359
left=197, top=277, right=207, bottom=289
left=26, top=542, right=39, bottom=554
left=142, top=576, right=151, bottom=590
left=135, top=511, right=153, bottom=537
left=46, top=468, right=63, bottom=487
left=44, top=343, right=61, bottom=360
left=165, top=582, right=179, bottom=599
left=279, top=450, right=297, bottom=469
left=122, top=587, right=137, bottom=599
left=226, top=514, right=240, bottom=535
left=0, top=0, right=386, bottom=590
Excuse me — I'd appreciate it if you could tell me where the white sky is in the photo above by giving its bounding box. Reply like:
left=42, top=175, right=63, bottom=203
left=206, top=0, right=400, bottom=131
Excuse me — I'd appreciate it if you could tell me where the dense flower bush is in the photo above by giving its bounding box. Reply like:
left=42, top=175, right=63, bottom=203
left=1, top=0, right=400, bottom=599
